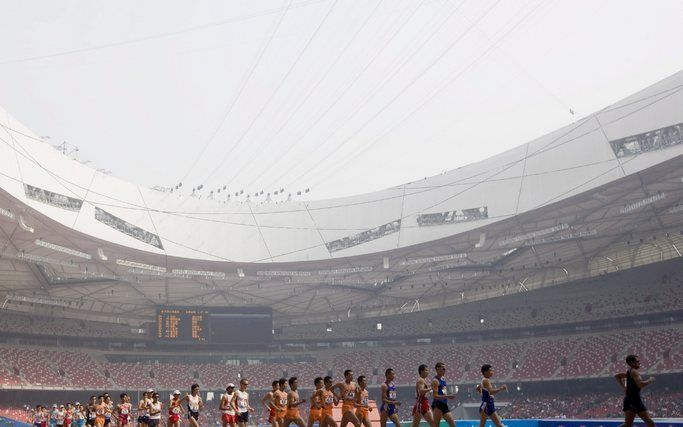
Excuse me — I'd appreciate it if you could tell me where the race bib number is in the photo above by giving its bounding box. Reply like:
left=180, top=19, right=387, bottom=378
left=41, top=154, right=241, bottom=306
left=172, top=407, right=181, bottom=414
left=388, top=391, right=396, bottom=399
left=361, top=397, right=368, bottom=405
left=346, top=392, right=355, bottom=400
left=325, top=396, right=334, bottom=404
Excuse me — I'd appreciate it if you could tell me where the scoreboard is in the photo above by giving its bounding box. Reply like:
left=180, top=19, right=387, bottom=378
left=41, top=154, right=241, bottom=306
left=156, top=307, right=210, bottom=343
left=156, top=306, right=272, bottom=344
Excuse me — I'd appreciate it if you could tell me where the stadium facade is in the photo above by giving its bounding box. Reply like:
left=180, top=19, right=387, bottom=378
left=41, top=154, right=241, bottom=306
left=0, top=70, right=682, bottom=325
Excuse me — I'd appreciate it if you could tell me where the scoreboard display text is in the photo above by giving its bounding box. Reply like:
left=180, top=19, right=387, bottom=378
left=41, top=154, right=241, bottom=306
left=156, top=307, right=210, bottom=343
left=156, top=306, right=272, bottom=344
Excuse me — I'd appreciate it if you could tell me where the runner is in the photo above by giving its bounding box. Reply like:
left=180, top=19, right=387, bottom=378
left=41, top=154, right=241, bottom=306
left=146, top=394, right=162, bottom=427
left=273, top=378, right=289, bottom=427
left=50, top=404, right=58, bottom=427
left=615, top=355, right=656, bottom=427
left=261, top=381, right=279, bottom=427
left=379, top=369, right=400, bottom=427
left=168, top=391, right=183, bottom=427
left=307, top=377, right=324, bottom=427
left=40, top=405, right=48, bottom=427
left=221, top=384, right=237, bottom=427
left=103, top=395, right=113, bottom=427
left=64, top=404, right=73, bottom=427
left=183, top=384, right=203, bottom=427
left=430, top=362, right=457, bottom=427
left=333, top=370, right=361, bottom=427
left=33, top=405, right=43, bottom=427
left=94, top=396, right=106, bottom=427
left=136, top=392, right=150, bottom=427
left=74, top=403, right=86, bottom=427
left=115, top=394, right=132, bottom=427
left=56, top=405, right=65, bottom=427
left=411, top=364, right=434, bottom=427
left=321, top=376, right=339, bottom=427
left=284, top=377, right=307, bottom=427
left=354, top=376, right=372, bottom=427
left=231, top=378, right=255, bottom=427
left=477, top=365, right=506, bottom=427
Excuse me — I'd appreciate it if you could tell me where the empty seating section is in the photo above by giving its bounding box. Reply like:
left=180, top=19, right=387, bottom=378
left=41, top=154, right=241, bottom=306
left=102, top=362, right=156, bottom=389
left=556, top=333, right=624, bottom=378
left=514, top=337, right=579, bottom=380
left=0, top=326, right=680, bottom=389
left=194, top=363, right=239, bottom=389
left=0, top=365, right=21, bottom=386
left=46, top=349, right=110, bottom=388
left=0, top=347, right=63, bottom=386
left=462, top=342, right=528, bottom=382
left=153, top=363, right=198, bottom=389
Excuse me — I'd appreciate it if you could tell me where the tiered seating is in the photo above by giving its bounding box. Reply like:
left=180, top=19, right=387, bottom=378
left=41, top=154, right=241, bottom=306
left=462, top=341, right=528, bottom=382
left=195, top=363, right=238, bottom=389
left=239, top=363, right=288, bottom=389
left=0, top=310, right=138, bottom=340
left=46, top=350, right=109, bottom=388
left=0, top=365, right=22, bottom=386
left=0, top=347, right=62, bottom=386
left=557, top=333, right=625, bottom=378
left=0, top=325, right=681, bottom=390
left=102, top=362, right=156, bottom=389
left=514, top=337, right=578, bottom=379
left=278, top=362, right=327, bottom=387
left=430, top=344, right=483, bottom=382
left=332, top=350, right=378, bottom=382
left=609, top=328, right=682, bottom=373
left=153, top=363, right=198, bottom=389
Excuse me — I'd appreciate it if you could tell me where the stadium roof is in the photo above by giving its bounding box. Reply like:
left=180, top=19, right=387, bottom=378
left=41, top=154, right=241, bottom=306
left=0, top=70, right=682, bottom=324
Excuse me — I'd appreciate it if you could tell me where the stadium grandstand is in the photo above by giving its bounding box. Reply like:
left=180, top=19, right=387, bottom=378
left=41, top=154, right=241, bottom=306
left=1, top=25, right=683, bottom=427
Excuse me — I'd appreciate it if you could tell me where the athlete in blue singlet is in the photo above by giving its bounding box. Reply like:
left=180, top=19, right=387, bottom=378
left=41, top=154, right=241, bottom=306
left=379, top=368, right=401, bottom=427
left=477, top=365, right=506, bottom=427
left=430, top=362, right=456, bottom=427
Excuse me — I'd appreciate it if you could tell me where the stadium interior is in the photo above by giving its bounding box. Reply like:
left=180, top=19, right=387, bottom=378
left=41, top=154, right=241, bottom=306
left=1, top=50, right=683, bottom=427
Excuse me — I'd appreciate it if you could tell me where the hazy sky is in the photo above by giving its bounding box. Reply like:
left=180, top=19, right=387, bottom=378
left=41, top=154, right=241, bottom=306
left=1, top=0, right=682, bottom=201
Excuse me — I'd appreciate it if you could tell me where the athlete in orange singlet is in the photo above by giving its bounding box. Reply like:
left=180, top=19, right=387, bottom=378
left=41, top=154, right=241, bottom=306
left=307, top=377, right=324, bottom=427
left=273, top=378, right=289, bottom=427
left=321, top=376, right=339, bottom=427
left=354, top=376, right=372, bottom=427
left=334, top=370, right=361, bottom=427
left=284, top=377, right=307, bottom=427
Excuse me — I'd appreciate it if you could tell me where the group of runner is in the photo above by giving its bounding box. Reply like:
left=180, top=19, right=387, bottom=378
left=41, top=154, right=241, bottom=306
left=28, top=355, right=656, bottom=427
left=240, top=362, right=489, bottom=427
left=31, top=393, right=134, bottom=427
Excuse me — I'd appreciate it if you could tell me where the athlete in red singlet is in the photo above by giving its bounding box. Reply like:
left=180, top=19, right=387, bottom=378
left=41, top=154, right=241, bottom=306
left=261, top=381, right=279, bottom=427
left=168, top=391, right=183, bottom=427
left=411, top=364, right=435, bottom=427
